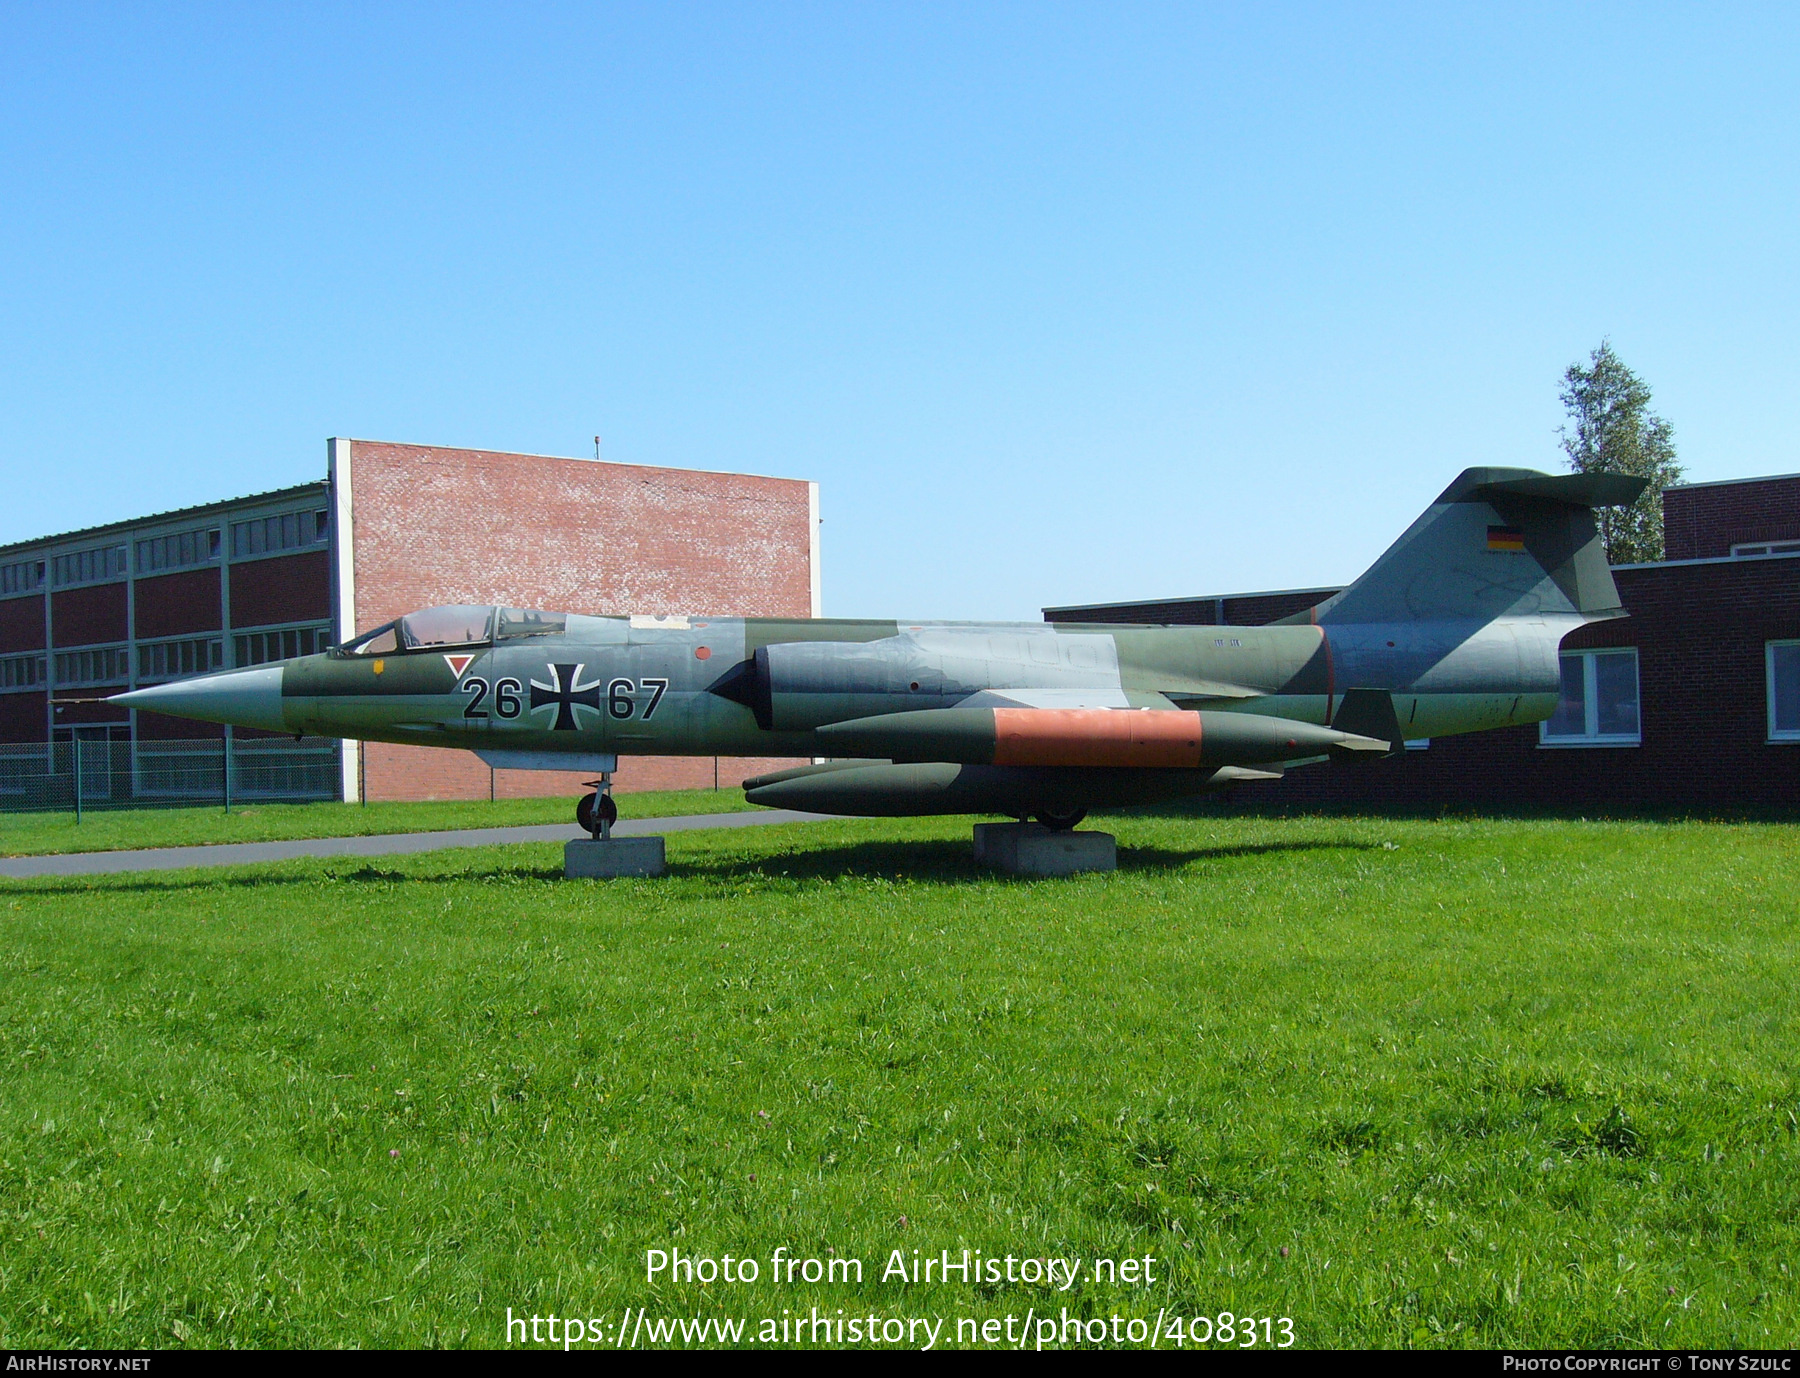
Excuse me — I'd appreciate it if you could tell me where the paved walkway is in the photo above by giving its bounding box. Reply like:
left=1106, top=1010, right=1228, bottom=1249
left=0, top=809, right=833, bottom=879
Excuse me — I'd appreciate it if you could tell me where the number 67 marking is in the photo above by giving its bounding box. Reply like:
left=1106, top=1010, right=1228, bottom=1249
left=606, top=677, right=669, bottom=720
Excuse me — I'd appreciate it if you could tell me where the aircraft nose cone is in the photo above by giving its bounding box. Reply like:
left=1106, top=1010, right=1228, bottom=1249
left=112, top=664, right=290, bottom=733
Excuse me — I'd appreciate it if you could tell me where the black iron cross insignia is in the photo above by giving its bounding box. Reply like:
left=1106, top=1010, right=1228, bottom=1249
left=528, top=663, right=602, bottom=731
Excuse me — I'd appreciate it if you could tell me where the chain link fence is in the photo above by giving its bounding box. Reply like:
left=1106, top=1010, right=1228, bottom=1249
left=0, top=737, right=339, bottom=815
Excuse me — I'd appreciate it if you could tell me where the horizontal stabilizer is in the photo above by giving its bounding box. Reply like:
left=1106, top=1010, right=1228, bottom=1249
left=1471, top=472, right=1648, bottom=508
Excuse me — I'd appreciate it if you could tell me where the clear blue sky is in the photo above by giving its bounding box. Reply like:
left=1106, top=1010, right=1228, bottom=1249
left=2, top=4, right=1795, bottom=619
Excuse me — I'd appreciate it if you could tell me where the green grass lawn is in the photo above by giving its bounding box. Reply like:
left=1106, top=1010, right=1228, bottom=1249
left=2, top=813, right=1796, bottom=1349
left=0, top=788, right=753, bottom=857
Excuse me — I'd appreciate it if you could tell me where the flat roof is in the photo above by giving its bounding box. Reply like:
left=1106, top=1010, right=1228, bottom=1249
left=0, top=480, right=329, bottom=562
left=1665, top=471, right=1800, bottom=491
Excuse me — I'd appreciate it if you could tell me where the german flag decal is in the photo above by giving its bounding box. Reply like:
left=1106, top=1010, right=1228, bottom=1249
left=1487, top=525, right=1526, bottom=552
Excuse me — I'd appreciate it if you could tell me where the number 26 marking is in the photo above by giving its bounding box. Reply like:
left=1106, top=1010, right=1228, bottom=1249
left=462, top=676, right=524, bottom=720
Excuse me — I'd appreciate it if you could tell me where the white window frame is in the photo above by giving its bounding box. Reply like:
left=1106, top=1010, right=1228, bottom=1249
left=229, top=509, right=330, bottom=562
left=1540, top=648, right=1642, bottom=748
left=136, top=635, right=225, bottom=684
left=53, top=644, right=132, bottom=687
left=1, top=559, right=45, bottom=595
left=50, top=544, right=128, bottom=588
left=136, top=527, right=222, bottom=575
left=1769, top=640, right=1800, bottom=744
left=233, top=620, right=333, bottom=668
left=1732, top=541, right=1800, bottom=558
left=0, top=653, right=46, bottom=692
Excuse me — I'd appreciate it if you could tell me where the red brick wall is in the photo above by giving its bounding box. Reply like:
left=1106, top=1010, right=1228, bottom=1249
left=0, top=690, right=47, bottom=742
left=230, top=551, right=331, bottom=629
left=1236, top=559, right=1800, bottom=811
left=345, top=440, right=817, bottom=802
left=0, top=594, right=45, bottom=654
left=1664, top=476, right=1800, bottom=560
left=53, top=695, right=129, bottom=726
left=135, top=711, right=223, bottom=741
left=135, top=567, right=222, bottom=639
left=360, top=743, right=809, bottom=805
left=50, top=583, right=127, bottom=647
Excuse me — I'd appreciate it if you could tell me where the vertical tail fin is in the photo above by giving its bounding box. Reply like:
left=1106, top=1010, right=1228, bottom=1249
left=1301, top=467, right=1648, bottom=627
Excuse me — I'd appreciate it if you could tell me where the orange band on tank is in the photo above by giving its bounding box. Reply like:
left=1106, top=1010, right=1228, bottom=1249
left=991, top=708, right=1204, bottom=768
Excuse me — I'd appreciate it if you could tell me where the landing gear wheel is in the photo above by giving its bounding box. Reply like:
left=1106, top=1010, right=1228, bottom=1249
left=576, top=791, right=618, bottom=835
left=1033, top=807, right=1088, bottom=832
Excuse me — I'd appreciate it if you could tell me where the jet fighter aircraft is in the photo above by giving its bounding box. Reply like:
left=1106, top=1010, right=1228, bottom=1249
left=115, top=467, right=1645, bottom=829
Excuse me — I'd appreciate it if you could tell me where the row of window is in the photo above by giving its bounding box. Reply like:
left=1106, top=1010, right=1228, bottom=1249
left=0, top=510, right=331, bottom=594
left=137, top=528, right=222, bottom=574
left=0, top=622, right=337, bottom=692
left=55, top=646, right=132, bottom=687
left=1541, top=643, right=1799, bottom=745
left=1, top=560, right=45, bottom=595
left=236, top=623, right=332, bottom=666
left=1, top=654, right=45, bottom=690
left=231, top=510, right=329, bottom=559
left=52, top=545, right=129, bottom=587
left=138, top=637, right=224, bottom=683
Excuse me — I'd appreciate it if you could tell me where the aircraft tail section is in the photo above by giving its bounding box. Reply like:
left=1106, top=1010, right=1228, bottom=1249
left=1298, top=467, right=1648, bottom=628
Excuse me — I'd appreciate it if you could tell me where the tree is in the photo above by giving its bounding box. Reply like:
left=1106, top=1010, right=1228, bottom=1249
left=1558, top=340, right=1683, bottom=564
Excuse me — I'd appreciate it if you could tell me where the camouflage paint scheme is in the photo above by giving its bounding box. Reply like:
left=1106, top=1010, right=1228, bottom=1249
left=117, top=467, right=1645, bottom=820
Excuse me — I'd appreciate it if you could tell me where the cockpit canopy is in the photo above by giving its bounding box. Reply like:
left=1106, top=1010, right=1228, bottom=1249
left=338, top=606, right=568, bottom=656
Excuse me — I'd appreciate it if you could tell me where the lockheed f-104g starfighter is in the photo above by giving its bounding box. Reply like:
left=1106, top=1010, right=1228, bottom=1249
left=115, top=467, right=1646, bottom=831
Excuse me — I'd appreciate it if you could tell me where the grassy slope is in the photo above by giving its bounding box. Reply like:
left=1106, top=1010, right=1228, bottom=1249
left=0, top=789, right=753, bottom=857
left=1, top=813, right=1796, bottom=1349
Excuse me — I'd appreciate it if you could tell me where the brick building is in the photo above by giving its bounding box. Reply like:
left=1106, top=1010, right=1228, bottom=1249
left=0, top=439, right=819, bottom=805
left=1045, top=473, right=1800, bottom=812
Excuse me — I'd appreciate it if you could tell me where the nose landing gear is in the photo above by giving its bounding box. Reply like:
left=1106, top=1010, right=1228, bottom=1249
left=576, top=773, right=618, bottom=838
left=1032, top=807, right=1088, bottom=832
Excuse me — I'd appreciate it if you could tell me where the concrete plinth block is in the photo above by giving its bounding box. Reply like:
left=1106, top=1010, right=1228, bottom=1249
left=972, top=822, right=1116, bottom=876
left=565, top=836, right=666, bottom=878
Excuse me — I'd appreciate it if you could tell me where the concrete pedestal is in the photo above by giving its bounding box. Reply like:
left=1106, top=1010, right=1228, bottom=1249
left=972, top=822, right=1116, bottom=876
left=565, top=836, right=666, bottom=878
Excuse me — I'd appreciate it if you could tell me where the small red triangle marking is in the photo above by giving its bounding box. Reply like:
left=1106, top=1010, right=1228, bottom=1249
left=444, top=653, right=475, bottom=679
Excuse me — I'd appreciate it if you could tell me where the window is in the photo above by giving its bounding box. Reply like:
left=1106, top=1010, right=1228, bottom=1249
left=495, top=608, right=567, bottom=640
left=1732, top=541, right=1800, bottom=558
left=54, top=645, right=130, bottom=686
left=400, top=605, right=493, bottom=648
left=235, top=623, right=332, bottom=666
left=342, top=622, right=399, bottom=657
left=1541, top=648, right=1640, bottom=746
left=0, top=654, right=45, bottom=691
left=1770, top=641, right=1800, bottom=743
left=1, top=559, right=45, bottom=595
left=138, top=636, right=224, bottom=683
left=230, top=509, right=329, bottom=559
left=51, top=545, right=127, bottom=586
left=137, top=528, right=221, bottom=573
